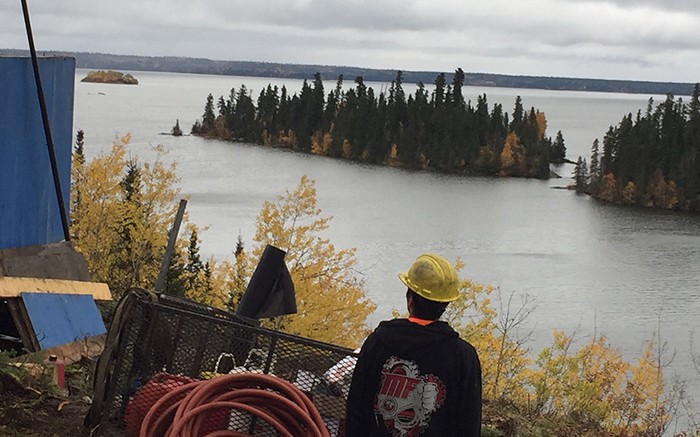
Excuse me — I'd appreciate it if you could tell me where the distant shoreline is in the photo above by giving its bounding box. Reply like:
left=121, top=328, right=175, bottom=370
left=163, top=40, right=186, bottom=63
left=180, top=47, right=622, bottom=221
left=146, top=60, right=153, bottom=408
left=2, top=48, right=696, bottom=96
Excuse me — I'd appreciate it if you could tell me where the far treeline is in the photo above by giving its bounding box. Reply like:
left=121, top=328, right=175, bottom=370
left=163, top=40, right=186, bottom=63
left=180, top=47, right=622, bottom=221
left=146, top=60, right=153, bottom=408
left=3, top=49, right=695, bottom=96
left=573, top=83, right=700, bottom=212
left=192, top=69, right=567, bottom=179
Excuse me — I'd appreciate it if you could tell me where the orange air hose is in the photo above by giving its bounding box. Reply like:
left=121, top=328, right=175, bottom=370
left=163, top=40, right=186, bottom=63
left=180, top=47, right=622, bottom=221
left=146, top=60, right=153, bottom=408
left=138, top=372, right=330, bottom=437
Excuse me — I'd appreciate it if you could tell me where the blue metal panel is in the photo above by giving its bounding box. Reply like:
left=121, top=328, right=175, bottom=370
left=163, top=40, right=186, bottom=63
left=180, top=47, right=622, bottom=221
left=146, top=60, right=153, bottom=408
left=20, top=292, right=106, bottom=350
left=0, top=57, right=75, bottom=249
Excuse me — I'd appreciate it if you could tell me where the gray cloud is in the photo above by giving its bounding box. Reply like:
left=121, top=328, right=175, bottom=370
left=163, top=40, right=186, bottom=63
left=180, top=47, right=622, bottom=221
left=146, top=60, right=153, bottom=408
left=3, top=0, right=700, bottom=82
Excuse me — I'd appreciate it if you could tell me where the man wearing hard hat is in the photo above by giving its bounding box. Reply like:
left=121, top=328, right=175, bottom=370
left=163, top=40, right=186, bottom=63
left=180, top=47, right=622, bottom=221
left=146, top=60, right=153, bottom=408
left=345, top=253, right=482, bottom=436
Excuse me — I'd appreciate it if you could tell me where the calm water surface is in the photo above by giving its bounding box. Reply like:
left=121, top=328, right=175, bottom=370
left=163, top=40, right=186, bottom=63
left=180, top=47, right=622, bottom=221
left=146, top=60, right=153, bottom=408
left=74, top=70, right=700, bottom=424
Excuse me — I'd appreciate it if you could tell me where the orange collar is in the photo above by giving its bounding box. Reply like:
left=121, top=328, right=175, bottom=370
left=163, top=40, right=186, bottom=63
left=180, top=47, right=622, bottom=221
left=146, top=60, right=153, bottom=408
left=408, top=316, right=435, bottom=326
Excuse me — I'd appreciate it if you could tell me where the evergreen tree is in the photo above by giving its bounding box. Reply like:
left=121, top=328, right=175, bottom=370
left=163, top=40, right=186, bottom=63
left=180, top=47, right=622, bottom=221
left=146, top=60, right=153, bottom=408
left=112, top=159, right=149, bottom=291
left=450, top=68, right=466, bottom=110
left=257, top=84, right=279, bottom=139
left=510, top=96, right=524, bottom=134
left=165, top=248, right=186, bottom=297
left=232, top=85, right=256, bottom=141
left=324, top=74, right=343, bottom=135
left=386, top=70, right=408, bottom=147
left=363, top=86, right=385, bottom=163
left=217, top=96, right=227, bottom=117
left=573, top=156, right=588, bottom=193
left=403, top=82, right=430, bottom=166
left=184, top=229, right=204, bottom=292
left=311, top=72, right=325, bottom=132
left=589, top=138, right=602, bottom=194
left=473, top=94, right=490, bottom=154
left=75, top=130, right=85, bottom=164
left=203, top=261, right=213, bottom=295
left=657, top=94, right=684, bottom=179
left=601, top=125, right=616, bottom=176
left=202, top=93, right=216, bottom=133
left=489, top=103, right=507, bottom=157
left=234, top=232, right=245, bottom=258
left=430, top=73, right=448, bottom=167
left=171, top=119, right=183, bottom=136
left=550, top=131, right=566, bottom=163
left=681, top=83, right=700, bottom=208
left=71, top=130, right=86, bottom=232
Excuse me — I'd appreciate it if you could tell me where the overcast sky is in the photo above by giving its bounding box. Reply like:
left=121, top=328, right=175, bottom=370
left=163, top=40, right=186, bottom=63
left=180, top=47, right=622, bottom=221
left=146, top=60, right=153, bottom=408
left=2, top=0, right=700, bottom=83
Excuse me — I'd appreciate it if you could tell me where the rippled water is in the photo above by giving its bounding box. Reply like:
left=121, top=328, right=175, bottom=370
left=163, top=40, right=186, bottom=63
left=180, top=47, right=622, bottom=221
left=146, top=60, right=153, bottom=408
left=74, top=70, right=700, bottom=427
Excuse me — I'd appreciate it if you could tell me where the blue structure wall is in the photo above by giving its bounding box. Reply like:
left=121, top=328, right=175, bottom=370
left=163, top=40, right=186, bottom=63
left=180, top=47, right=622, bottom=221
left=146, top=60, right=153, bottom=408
left=0, top=57, right=75, bottom=249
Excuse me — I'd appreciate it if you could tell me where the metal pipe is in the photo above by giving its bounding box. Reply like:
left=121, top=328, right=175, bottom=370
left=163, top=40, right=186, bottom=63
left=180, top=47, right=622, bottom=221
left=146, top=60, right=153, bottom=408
left=21, top=0, right=71, bottom=241
left=155, top=199, right=188, bottom=294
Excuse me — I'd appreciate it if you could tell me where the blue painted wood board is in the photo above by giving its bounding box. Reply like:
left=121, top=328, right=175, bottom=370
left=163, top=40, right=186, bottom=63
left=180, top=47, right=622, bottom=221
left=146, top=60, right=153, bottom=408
left=20, top=292, right=107, bottom=350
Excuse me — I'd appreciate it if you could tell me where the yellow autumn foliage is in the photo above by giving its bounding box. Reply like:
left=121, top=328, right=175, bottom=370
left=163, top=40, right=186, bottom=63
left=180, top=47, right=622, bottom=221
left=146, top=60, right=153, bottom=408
left=341, top=139, right=353, bottom=159
left=310, top=130, right=331, bottom=155
left=622, top=181, right=636, bottom=205
left=535, top=111, right=547, bottom=140
left=278, top=129, right=297, bottom=148
left=71, top=135, right=192, bottom=299
left=499, top=132, right=526, bottom=177
left=647, top=169, right=679, bottom=209
left=530, top=331, right=669, bottom=436
left=309, top=131, right=333, bottom=155
left=249, top=175, right=376, bottom=348
left=444, top=267, right=532, bottom=404
left=599, top=173, right=618, bottom=202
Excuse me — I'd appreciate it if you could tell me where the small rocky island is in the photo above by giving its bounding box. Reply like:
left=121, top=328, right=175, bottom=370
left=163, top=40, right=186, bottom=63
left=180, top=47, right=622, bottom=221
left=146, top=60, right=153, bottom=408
left=81, top=70, right=138, bottom=85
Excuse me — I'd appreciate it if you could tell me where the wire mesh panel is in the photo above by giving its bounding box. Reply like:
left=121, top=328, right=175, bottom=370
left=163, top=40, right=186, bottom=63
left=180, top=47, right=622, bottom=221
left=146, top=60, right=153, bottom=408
left=94, top=290, right=357, bottom=437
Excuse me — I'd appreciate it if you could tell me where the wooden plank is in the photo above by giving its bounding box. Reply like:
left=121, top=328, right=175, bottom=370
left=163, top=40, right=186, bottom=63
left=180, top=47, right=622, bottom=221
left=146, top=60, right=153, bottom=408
left=6, top=298, right=40, bottom=352
left=0, top=277, right=111, bottom=300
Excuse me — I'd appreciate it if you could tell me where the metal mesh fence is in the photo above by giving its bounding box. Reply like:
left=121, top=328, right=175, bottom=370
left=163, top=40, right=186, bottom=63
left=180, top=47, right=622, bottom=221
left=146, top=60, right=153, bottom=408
left=94, top=290, right=357, bottom=437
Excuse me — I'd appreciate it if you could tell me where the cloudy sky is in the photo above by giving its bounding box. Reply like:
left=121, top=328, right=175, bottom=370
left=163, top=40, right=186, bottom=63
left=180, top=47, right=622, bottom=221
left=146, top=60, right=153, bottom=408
left=2, top=0, right=700, bottom=83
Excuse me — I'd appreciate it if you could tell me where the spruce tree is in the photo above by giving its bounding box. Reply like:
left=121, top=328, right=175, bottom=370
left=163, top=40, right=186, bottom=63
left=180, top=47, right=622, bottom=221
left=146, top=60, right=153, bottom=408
left=171, top=119, right=183, bottom=136
left=184, top=229, right=204, bottom=293
left=589, top=138, right=601, bottom=194
left=551, top=131, right=566, bottom=163
left=202, top=94, right=216, bottom=133
left=71, top=131, right=86, bottom=222
left=573, top=156, right=589, bottom=193
left=113, top=159, right=145, bottom=291
left=165, top=248, right=186, bottom=297
left=75, top=130, right=85, bottom=165
left=510, top=96, right=524, bottom=134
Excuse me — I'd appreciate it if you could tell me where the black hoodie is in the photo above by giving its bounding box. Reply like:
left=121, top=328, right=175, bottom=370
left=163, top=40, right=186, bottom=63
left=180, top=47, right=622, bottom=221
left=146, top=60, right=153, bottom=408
left=345, top=319, right=482, bottom=437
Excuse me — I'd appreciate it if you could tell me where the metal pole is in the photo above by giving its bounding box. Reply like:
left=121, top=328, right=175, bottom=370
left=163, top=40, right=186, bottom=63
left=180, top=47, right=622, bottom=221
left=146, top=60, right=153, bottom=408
left=21, top=0, right=71, bottom=241
left=155, top=199, right=188, bottom=294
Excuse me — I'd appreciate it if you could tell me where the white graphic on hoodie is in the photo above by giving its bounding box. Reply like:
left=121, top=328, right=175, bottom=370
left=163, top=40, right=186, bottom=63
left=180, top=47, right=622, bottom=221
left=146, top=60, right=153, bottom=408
left=374, top=356, right=446, bottom=437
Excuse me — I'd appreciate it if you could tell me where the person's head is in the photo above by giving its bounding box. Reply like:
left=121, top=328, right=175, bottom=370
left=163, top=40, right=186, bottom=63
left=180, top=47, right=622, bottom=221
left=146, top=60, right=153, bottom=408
left=398, top=253, right=459, bottom=320
left=405, top=289, right=448, bottom=320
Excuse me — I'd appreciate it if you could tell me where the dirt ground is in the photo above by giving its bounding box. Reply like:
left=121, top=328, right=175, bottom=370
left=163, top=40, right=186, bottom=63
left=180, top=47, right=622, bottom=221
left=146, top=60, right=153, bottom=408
left=0, top=371, right=92, bottom=437
left=0, top=390, right=91, bottom=437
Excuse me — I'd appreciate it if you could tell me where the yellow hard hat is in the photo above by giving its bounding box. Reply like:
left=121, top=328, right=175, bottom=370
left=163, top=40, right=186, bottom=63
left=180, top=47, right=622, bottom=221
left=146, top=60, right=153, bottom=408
left=398, top=253, right=459, bottom=302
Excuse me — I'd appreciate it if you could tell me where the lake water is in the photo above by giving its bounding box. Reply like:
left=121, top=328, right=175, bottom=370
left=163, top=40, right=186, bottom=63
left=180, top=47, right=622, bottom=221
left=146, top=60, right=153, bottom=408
left=74, top=69, right=700, bottom=427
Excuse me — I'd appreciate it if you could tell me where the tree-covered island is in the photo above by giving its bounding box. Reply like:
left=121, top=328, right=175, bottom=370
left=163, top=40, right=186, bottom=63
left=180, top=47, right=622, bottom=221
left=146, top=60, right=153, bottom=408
left=573, top=83, right=700, bottom=212
left=192, top=69, right=567, bottom=179
left=81, top=69, right=138, bottom=84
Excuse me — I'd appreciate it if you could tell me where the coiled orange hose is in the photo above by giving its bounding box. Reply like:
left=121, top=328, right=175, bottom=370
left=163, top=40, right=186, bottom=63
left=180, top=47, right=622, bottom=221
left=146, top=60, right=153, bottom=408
left=138, top=372, right=330, bottom=437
